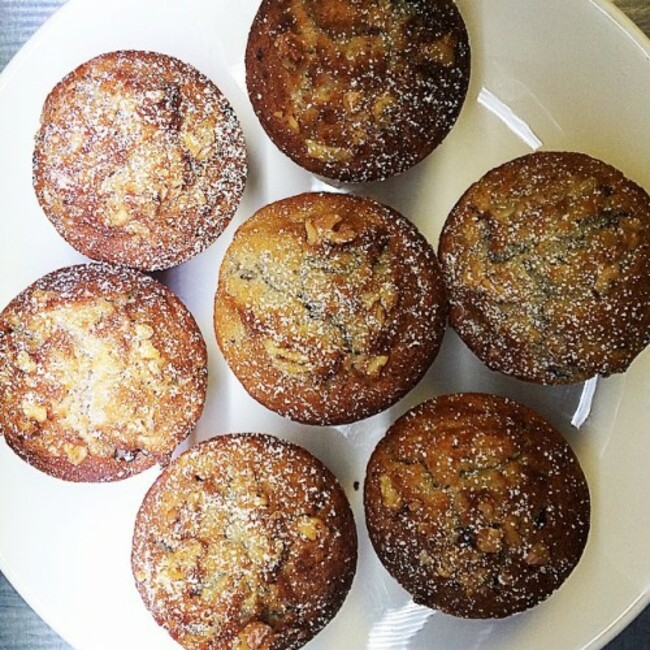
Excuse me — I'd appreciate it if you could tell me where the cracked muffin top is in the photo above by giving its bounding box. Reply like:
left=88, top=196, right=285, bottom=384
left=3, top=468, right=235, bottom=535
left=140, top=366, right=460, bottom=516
left=439, top=151, right=650, bottom=384
left=33, top=50, right=247, bottom=271
left=214, top=192, right=448, bottom=426
left=364, top=393, right=591, bottom=619
left=0, top=263, right=207, bottom=482
left=132, top=433, right=357, bottom=650
left=245, top=0, right=470, bottom=182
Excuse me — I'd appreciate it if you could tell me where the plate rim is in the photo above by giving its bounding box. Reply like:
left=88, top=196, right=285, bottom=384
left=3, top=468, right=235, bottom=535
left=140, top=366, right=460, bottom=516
left=0, top=1, right=649, bottom=649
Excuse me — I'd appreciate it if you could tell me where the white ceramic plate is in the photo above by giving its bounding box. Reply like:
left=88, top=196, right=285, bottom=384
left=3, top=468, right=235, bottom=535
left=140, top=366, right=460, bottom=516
left=1, top=1, right=649, bottom=648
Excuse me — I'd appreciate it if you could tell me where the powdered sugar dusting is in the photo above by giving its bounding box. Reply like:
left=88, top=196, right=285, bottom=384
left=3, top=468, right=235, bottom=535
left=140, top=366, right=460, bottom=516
left=246, top=0, right=470, bottom=182
left=132, top=433, right=357, bottom=650
left=33, top=50, right=247, bottom=271
left=439, top=151, right=650, bottom=384
left=214, top=192, right=447, bottom=425
left=364, top=393, right=591, bottom=618
left=0, top=263, right=207, bottom=482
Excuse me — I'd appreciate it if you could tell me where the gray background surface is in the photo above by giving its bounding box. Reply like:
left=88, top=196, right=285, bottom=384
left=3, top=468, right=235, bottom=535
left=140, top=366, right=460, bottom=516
left=1, top=1, right=649, bottom=648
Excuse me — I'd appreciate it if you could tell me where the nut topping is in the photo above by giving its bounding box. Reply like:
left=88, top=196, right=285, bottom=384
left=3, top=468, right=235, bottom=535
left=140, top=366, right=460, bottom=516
left=304, top=213, right=356, bottom=246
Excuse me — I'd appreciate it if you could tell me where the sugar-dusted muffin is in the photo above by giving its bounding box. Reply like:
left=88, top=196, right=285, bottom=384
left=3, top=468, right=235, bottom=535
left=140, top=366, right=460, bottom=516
left=245, top=0, right=470, bottom=182
left=0, top=264, right=207, bottom=482
left=364, top=393, right=590, bottom=619
left=214, top=192, right=448, bottom=425
left=132, top=433, right=357, bottom=650
left=33, top=50, right=247, bottom=271
left=439, top=151, right=650, bottom=384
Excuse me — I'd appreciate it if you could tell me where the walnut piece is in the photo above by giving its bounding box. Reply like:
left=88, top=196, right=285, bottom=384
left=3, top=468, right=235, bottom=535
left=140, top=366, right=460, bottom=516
left=237, top=621, right=274, bottom=650
left=21, top=398, right=47, bottom=423
left=296, top=516, right=324, bottom=541
left=62, top=443, right=88, bottom=465
left=304, top=213, right=356, bottom=246
left=306, top=140, right=353, bottom=163
left=354, top=354, right=389, bottom=377
left=524, top=541, right=550, bottom=566
left=379, top=474, right=401, bottom=508
left=107, top=205, right=131, bottom=226
left=423, top=34, right=457, bottom=66
left=263, top=339, right=311, bottom=374
left=182, top=121, right=215, bottom=160
left=476, top=527, right=503, bottom=554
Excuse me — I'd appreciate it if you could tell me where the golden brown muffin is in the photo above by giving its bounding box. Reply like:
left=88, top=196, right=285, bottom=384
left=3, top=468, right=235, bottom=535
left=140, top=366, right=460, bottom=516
left=214, top=192, right=448, bottom=425
left=439, top=151, right=650, bottom=384
left=245, top=0, right=470, bottom=182
left=364, top=393, right=591, bottom=619
left=33, top=50, right=247, bottom=271
left=0, top=264, right=207, bottom=482
left=132, top=433, right=357, bottom=650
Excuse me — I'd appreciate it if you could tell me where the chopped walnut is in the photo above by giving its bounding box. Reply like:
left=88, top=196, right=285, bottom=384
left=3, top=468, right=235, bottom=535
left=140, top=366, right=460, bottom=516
left=306, top=140, right=353, bottom=163
left=62, top=442, right=88, bottom=465
left=274, top=32, right=304, bottom=69
left=379, top=285, right=398, bottom=311
left=237, top=621, right=274, bottom=650
left=436, top=563, right=452, bottom=579
left=138, top=340, right=161, bottom=360
left=304, top=213, right=356, bottom=245
left=366, top=355, right=389, bottom=377
left=182, top=121, right=215, bottom=159
left=372, top=302, right=386, bottom=327
left=379, top=474, right=401, bottom=508
left=476, top=527, right=503, bottom=554
left=422, top=33, right=457, bottom=66
left=21, top=398, right=47, bottom=423
left=372, top=92, right=395, bottom=120
left=344, top=90, right=363, bottom=112
left=621, top=216, right=643, bottom=250
left=418, top=550, right=434, bottom=567
left=263, top=339, right=311, bottom=374
left=502, top=517, right=522, bottom=547
left=354, top=354, right=389, bottom=377
left=594, top=263, right=620, bottom=292
left=296, top=516, right=324, bottom=541
left=524, top=541, right=550, bottom=566
left=160, top=538, right=204, bottom=582
left=107, top=205, right=131, bottom=226
left=16, top=350, right=37, bottom=373
left=305, top=220, right=318, bottom=245
left=135, top=323, right=154, bottom=340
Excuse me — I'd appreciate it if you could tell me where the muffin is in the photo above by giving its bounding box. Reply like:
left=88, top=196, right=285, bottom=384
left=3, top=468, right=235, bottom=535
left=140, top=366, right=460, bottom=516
left=33, top=50, right=247, bottom=271
left=214, top=192, right=448, bottom=425
left=132, top=433, right=357, bottom=650
left=0, top=263, right=207, bottom=482
left=245, top=0, right=471, bottom=182
left=439, top=151, right=650, bottom=384
left=364, top=393, right=591, bottom=619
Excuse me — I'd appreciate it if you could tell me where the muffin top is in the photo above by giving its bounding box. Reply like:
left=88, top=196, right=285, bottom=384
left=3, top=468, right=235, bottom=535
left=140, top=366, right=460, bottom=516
left=246, top=0, right=470, bottom=182
left=214, top=192, right=448, bottom=425
left=33, top=50, right=247, bottom=271
left=0, top=263, right=207, bottom=481
left=439, top=151, right=650, bottom=384
left=132, top=433, right=357, bottom=650
left=364, top=393, right=591, bottom=618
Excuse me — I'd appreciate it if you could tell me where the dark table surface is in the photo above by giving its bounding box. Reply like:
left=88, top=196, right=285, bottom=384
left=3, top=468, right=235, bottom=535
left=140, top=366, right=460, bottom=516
left=1, top=1, right=649, bottom=648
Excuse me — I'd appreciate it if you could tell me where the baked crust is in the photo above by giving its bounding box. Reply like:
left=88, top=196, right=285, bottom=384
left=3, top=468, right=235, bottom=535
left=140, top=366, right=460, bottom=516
left=33, top=50, right=247, bottom=271
left=364, top=393, right=590, bottom=618
left=439, top=151, right=650, bottom=384
left=245, top=0, right=470, bottom=182
left=0, top=264, right=207, bottom=481
left=214, top=192, right=448, bottom=425
left=132, top=433, right=357, bottom=650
